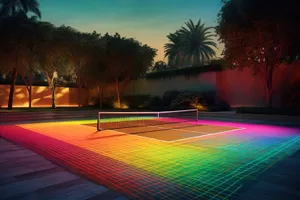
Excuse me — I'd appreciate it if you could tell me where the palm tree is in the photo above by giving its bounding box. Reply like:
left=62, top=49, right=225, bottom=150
left=164, top=19, right=217, bottom=67
left=0, top=0, right=41, bottom=18
left=164, top=31, right=184, bottom=67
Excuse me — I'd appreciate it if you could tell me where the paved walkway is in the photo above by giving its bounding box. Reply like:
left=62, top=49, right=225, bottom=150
left=237, top=149, right=300, bottom=200
left=0, top=138, right=128, bottom=200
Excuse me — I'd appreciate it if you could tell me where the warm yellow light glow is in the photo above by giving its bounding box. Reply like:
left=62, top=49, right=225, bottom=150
left=113, top=101, right=129, bottom=109
left=16, top=93, right=26, bottom=98
left=36, top=87, right=45, bottom=94
left=44, top=95, right=52, bottom=99
left=56, top=93, right=63, bottom=98
left=31, top=98, right=41, bottom=105
left=191, top=103, right=207, bottom=111
left=61, top=88, right=69, bottom=94
left=10, top=104, right=79, bottom=108
left=0, top=85, right=87, bottom=108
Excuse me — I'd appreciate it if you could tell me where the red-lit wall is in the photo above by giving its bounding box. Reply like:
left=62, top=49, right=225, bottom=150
left=118, top=62, right=300, bottom=108
left=216, top=62, right=300, bottom=107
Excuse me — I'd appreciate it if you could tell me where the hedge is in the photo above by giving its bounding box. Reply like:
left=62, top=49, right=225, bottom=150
left=144, top=64, right=224, bottom=80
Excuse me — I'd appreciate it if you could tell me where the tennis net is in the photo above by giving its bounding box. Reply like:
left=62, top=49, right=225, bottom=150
left=97, top=109, right=198, bottom=131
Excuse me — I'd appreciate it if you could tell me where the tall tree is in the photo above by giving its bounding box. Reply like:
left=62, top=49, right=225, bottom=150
left=0, top=0, right=41, bottom=18
left=102, top=33, right=156, bottom=108
left=0, top=11, right=37, bottom=109
left=164, top=19, right=217, bottom=67
left=0, top=0, right=40, bottom=109
left=217, top=0, right=300, bottom=107
left=57, top=27, right=102, bottom=107
left=37, top=23, right=73, bottom=108
left=23, top=15, right=40, bottom=109
left=84, top=49, right=107, bottom=108
left=164, top=31, right=183, bottom=67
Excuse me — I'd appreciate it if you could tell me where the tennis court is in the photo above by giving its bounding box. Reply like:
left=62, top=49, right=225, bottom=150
left=1, top=109, right=300, bottom=200
left=83, top=109, right=243, bottom=142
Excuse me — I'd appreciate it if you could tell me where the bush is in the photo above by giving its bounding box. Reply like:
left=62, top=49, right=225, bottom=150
left=142, top=96, right=165, bottom=111
left=281, top=81, right=300, bottom=109
left=122, top=95, right=152, bottom=109
left=169, top=90, right=231, bottom=111
left=92, top=96, right=114, bottom=109
left=90, top=91, right=231, bottom=112
left=162, top=90, right=181, bottom=105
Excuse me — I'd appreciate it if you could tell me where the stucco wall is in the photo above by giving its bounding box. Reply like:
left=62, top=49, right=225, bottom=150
left=0, top=85, right=88, bottom=108
left=216, top=62, right=300, bottom=107
left=118, top=62, right=300, bottom=108
left=123, top=72, right=217, bottom=97
left=5, top=63, right=296, bottom=109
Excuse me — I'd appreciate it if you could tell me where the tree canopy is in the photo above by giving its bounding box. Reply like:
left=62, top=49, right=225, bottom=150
left=0, top=14, right=157, bottom=108
left=0, top=0, right=41, bottom=18
left=0, top=0, right=41, bottom=109
left=216, top=0, right=300, bottom=107
left=152, top=61, right=168, bottom=72
left=97, top=33, right=156, bottom=107
left=164, top=19, right=217, bottom=67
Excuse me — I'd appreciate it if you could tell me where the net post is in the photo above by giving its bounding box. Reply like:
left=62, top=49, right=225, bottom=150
left=157, top=112, right=160, bottom=118
left=196, top=109, right=199, bottom=122
left=97, top=112, right=101, bottom=131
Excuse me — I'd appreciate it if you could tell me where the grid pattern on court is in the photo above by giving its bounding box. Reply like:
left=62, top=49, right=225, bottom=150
left=85, top=122, right=240, bottom=142
left=97, top=109, right=198, bottom=130
left=1, top=121, right=300, bottom=200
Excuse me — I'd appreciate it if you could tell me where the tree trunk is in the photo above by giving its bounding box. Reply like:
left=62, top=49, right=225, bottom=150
left=78, top=76, right=81, bottom=108
left=99, top=89, right=103, bottom=109
left=265, top=66, right=274, bottom=108
left=265, top=89, right=273, bottom=108
left=115, top=79, right=121, bottom=108
left=28, top=86, right=32, bottom=109
left=97, top=85, right=103, bottom=108
left=7, top=68, right=17, bottom=110
left=51, top=88, right=56, bottom=109
left=28, top=72, right=32, bottom=109
left=44, top=71, right=56, bottom=109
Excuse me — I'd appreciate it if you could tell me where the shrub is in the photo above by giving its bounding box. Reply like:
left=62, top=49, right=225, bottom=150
left=92, top=96, right=114, bottom=109
left=281, top=81, right=300, bottom=108
left=142, top=96, right=165, bottom=111
left=170, top=90, right=231, bottom=111
left=122, top=95, right=152, bottom=109
left=162, top=90, right=181, bottom=106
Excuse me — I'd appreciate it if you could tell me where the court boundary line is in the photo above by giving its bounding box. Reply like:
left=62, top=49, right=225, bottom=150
left=79, top=124, right=246, bottom=143
left=168, top=127, right=246, bottom=143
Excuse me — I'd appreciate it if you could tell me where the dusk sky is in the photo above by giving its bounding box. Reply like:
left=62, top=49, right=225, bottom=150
left=39, top=0, right=223, bottom=61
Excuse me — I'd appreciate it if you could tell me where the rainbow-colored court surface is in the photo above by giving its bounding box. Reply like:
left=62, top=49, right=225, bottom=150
left=1, top=119, right=300, bottom=200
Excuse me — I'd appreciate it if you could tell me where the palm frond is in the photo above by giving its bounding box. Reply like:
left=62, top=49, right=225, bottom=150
left=164, top=19, right=217, bottom=67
